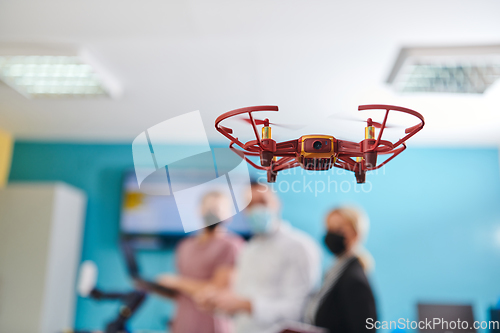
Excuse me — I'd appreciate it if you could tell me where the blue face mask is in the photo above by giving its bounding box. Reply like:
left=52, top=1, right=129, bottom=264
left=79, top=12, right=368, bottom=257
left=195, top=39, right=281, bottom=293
left=246, top=205, right=276, bottom=234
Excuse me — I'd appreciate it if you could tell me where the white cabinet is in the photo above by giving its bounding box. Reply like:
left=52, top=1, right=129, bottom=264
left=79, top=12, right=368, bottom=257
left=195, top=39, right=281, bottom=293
left=0, top=183, right=87, bottom=333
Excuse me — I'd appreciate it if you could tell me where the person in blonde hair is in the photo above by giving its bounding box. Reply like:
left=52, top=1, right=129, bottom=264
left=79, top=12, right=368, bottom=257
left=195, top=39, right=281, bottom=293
left=304, top=206, right=377, bottom=332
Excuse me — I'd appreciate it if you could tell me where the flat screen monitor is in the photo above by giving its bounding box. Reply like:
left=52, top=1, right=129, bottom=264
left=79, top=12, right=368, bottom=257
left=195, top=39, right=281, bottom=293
left=120, top=170, right=251, bottom=238
left=418, top=303, right=476, bottom=332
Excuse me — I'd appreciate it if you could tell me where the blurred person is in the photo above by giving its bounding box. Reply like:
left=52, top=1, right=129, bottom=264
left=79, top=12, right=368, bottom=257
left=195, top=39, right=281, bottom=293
left=198, top=181, right=321, bottom=333
left=305, top=206, right=377, bottom=332
left=157, top=191, right=244, bottom=333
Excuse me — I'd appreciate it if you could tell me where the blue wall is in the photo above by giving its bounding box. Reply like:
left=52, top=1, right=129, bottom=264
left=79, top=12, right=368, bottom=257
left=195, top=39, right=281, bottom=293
left=9, top=142, right=500, bottom=332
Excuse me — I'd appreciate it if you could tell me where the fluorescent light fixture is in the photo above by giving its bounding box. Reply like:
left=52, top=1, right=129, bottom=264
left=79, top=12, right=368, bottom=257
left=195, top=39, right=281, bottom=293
left=387, top=45, right=500, bottom=94
left=0, top=43, right=121, bottom=98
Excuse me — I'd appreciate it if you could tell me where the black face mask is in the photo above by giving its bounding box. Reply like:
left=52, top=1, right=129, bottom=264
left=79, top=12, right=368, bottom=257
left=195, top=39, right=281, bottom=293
left=324, top=232, right=346, bottom=256
left=203, top=212, right=221, bottom=231
left=205, top=222, right=220, bottom=231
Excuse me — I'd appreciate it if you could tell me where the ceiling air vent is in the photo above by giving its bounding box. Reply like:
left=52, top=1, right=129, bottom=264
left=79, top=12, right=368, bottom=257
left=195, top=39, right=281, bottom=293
left=387, top=45, right=500, bottom=94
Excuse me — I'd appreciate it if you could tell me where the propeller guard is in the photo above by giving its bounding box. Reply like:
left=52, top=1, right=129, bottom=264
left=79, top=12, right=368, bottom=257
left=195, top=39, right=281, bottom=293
left=215, top=104, right=425, bottom=183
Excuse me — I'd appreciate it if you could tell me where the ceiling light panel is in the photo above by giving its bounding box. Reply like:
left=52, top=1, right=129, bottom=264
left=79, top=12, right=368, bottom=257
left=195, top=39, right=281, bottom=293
left=0, top=55, right=110, bottom=98
left=387, top=45, right=500, bottom=94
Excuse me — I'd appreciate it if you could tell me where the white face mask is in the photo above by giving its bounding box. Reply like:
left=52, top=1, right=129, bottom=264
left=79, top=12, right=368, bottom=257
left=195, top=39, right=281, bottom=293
left=246, top=205, right=277, bottom=234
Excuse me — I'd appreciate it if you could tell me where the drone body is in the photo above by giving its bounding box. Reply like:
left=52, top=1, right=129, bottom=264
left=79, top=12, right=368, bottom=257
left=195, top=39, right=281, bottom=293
left=215, top=105, right=424, bottom=183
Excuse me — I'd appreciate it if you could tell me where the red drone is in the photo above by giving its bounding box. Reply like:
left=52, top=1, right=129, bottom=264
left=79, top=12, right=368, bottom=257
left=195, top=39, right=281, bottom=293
left=215, top=105, right=424, bottom=183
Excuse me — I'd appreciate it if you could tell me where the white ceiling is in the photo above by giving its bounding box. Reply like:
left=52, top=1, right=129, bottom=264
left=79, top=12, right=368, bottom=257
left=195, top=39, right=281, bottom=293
left=1, top=0, right=500, bottom=146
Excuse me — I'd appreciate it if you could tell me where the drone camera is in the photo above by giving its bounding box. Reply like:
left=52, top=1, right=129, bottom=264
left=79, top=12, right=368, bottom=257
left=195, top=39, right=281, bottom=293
left=303, top=137, right=332, bottom=153
left=298, top=135, right=336, bottom=171
left=313, top=140, right=323, bottom=150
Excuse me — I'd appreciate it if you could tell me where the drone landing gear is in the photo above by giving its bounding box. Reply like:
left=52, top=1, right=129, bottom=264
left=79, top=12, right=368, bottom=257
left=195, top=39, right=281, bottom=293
left=355, top=169, right=366, bottom=184
left=354, top=157, right=366, bottom=184
left=267, top=169, right=277, bottom=183
left=260, top=151, right=274, bottom=167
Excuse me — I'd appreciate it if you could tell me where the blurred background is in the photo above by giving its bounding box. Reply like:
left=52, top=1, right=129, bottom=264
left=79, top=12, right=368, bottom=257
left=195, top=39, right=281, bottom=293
left=1, top=1, right=500, bottom=332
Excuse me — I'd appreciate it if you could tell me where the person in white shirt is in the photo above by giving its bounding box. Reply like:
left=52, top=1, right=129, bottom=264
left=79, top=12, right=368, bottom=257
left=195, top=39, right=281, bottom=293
left=197, top=181, right=321, bottom=333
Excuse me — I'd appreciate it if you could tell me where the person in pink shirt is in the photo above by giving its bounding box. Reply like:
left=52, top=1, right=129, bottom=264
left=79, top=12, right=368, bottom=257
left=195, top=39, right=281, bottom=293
left=157, top=191, right=244, bottom=333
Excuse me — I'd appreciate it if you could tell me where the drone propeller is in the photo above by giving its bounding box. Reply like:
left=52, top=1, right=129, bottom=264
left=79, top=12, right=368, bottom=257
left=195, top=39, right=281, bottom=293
left=327, top=114, right=397, bottom=129
left=239, top=117, right=304, bottom=130
left=236, top=113, right=399, bottom=131
left=366, top=118, right=387, bottom=129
